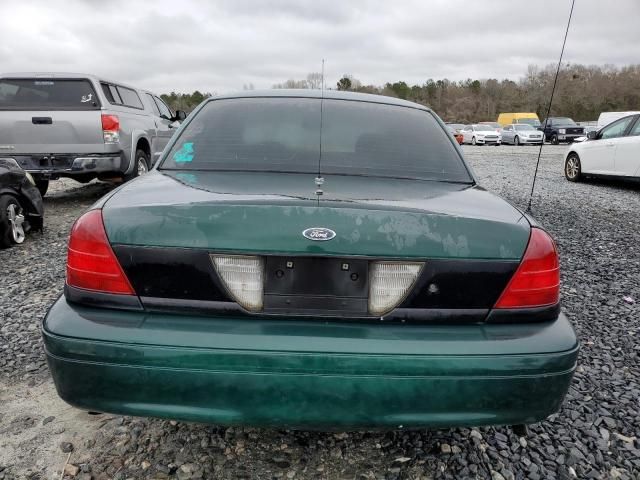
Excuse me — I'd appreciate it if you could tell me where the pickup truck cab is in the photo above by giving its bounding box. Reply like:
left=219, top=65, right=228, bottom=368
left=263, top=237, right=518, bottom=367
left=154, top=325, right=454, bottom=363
left=539, top=117, right=585, bottom=145
left=0, top=73, right=186, bottom=195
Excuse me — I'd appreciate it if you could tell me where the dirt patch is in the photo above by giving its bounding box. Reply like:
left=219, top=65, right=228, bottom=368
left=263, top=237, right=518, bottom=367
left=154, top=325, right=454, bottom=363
left=0, top=378, right=118, bottom=479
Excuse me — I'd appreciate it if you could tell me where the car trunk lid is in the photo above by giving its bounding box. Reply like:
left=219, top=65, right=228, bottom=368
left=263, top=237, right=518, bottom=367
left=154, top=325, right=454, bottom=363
left=102, top=170, right=530, bottom=261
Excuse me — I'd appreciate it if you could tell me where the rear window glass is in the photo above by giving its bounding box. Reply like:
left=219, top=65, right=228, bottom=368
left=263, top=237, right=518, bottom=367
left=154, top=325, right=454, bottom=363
left=116, top=86, right=143, bottom=109
left=161, top=97, right=471, bottom=182
left=0, top=79, right=99, bottom=110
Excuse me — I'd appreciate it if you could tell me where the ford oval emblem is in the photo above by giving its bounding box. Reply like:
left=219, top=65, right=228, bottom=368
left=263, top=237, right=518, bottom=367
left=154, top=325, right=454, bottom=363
left=302, top=227, right=336, bottom=241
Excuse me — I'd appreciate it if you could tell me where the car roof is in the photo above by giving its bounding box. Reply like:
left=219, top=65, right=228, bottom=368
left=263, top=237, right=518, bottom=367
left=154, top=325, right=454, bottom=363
left=206, top=89, right=433, bottom=112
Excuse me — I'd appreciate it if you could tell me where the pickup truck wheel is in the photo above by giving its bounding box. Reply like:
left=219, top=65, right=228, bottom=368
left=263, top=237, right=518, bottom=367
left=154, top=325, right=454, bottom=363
left=35, top=180, right=49, bottom=197
left=124, top=150, right=150, bottom=182
left=551, top=134, right=559, bottom=145
left=0, top=195, right=26, bottom=248
left=565, top=153, right=582, bottom=182
left=514, top=136, right=520, bottom=146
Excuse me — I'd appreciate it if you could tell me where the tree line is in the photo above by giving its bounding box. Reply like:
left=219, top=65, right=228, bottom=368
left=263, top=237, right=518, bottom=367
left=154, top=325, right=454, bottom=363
left=160, top=91, right=212, bottom=113
left=161, top=64, right=640, bottom=122
left=275, top=64, right=640, bottom=123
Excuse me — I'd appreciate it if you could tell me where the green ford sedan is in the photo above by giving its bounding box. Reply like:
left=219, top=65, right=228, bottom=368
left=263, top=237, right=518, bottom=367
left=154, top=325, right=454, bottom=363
left=43, top=90, right=578, bottom=430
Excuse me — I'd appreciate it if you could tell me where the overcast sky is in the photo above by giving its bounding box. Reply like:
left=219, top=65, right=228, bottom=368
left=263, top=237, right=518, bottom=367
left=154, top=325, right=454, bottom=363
left=1, top=0, right=638, bottom=94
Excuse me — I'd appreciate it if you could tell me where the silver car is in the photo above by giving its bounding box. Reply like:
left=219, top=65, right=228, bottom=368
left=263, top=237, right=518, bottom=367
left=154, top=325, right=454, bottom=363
left=501, top=124, right=544, bottom=145
left=0, top=73, right=186, bottom=195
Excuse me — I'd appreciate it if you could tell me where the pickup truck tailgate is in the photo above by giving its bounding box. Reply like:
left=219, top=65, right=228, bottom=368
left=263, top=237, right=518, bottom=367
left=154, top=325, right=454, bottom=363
left=0, top=110, right=105, bottom=154
left=0, top=77, right=106, bottom=155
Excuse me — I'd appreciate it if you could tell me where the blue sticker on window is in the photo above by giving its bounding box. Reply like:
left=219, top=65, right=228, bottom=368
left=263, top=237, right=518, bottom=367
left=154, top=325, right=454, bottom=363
left=173, top=142, right=194, bottom=163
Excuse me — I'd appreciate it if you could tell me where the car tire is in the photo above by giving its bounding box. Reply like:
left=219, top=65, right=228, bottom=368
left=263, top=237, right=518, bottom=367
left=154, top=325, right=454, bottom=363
left=551, top=134, right=559, bottom=145
left=565, top=153, right=582, bottom=182
left=514, top=136, right=520, bottom=146
left=35, top=179, right=49, bottom=197
left=471, top=136, right=477, bottom=145
left=124, top=149, right=150, bottom=182
left=0, top=195, right=26, bottom=249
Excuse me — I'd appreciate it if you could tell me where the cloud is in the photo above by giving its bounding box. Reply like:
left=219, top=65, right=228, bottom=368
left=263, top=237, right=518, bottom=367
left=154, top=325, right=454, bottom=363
left=0, top=0, right=638, bottom=94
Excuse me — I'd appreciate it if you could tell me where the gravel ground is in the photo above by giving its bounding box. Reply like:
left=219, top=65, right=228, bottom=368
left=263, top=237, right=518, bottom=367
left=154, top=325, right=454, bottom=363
left=1, top=145, right=639, bottom=480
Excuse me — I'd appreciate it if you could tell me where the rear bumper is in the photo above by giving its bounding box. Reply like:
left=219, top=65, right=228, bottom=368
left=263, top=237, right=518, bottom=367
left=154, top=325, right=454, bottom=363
left=9, top=153, right=124, bottom=178
left=43, top=297, right=579, bottom=429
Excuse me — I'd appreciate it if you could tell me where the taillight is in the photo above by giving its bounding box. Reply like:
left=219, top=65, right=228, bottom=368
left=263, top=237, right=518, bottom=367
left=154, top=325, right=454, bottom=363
left=66, top=209, right=134, bottom=295
left=101, top=114, right=120, bottom=143
left=494, top=228, right=560, bottom=309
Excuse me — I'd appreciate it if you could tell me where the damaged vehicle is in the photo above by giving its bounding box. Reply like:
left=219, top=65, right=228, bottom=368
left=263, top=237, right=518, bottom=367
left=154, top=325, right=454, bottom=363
left=0, top=158, right=43, bottom=248
left=43, top=91, right=578, bottom=431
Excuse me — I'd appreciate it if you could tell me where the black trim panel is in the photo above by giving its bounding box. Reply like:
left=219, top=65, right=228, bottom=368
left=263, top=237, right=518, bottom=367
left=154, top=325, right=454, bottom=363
left=65, top=284, right=143, bottom=311
left=113, top=245, right=230, bottom=302
left=94, top=245, right=556, bottom=324
left=401, top=259, right=519, bottom=309
left=485, top=303, right=561, bottom=324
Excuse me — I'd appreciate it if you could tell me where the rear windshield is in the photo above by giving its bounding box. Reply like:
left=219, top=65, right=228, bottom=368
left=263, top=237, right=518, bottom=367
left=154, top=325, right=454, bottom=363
left=0, top=78, right=99, bottom=110
left=160, top=97, right=471, bottom=182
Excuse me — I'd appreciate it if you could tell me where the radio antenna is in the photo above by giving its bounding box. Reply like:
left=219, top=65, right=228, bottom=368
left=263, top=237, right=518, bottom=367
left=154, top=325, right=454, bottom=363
left=526, top=0, right=575, bottom=213
left=316, top=59, right=326, bottom=202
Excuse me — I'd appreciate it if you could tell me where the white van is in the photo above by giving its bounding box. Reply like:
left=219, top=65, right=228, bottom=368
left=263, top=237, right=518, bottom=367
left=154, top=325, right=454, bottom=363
left=597, top=111, right=640, bottom=129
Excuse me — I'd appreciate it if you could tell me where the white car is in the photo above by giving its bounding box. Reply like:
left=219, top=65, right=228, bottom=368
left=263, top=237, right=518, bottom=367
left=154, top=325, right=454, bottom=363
left=564, top=114, right=640, bottom=182
left=461, top=124, right=501, bottom=145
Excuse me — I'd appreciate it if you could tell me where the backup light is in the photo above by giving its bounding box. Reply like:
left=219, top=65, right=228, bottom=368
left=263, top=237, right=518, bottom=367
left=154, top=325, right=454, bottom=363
left=211, top=255, right=264, bottom=311
left=66, top=209, right=134, bottom=295
left=101, top=114, right=120, bottom=143
left=494, top=228, right=560, bottom=309
left=368, top=261, right=424, bottom=316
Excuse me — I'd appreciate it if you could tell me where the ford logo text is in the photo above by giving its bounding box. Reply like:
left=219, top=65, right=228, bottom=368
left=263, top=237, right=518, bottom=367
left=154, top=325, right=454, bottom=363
left=302, top=227, right=336, bottom=241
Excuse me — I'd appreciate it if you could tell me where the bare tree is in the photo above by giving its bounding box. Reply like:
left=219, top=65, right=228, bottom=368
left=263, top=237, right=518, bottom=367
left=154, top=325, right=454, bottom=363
left=306, top=72, right=323, bottom=89
left=268, top=64, right=640, bottom=121
left=273, top=79, right=309, bottom=89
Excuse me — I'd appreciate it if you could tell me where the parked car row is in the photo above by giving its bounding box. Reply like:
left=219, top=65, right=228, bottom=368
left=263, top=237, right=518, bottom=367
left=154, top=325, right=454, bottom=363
left=448, top=115, right=585, bottom=145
